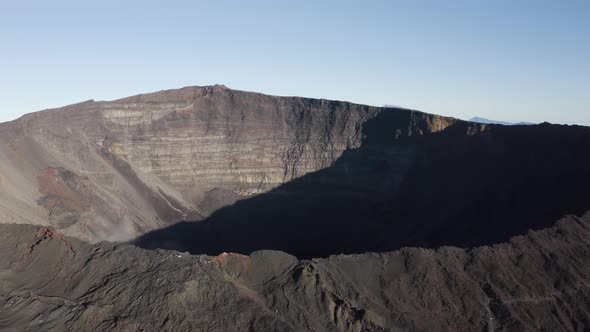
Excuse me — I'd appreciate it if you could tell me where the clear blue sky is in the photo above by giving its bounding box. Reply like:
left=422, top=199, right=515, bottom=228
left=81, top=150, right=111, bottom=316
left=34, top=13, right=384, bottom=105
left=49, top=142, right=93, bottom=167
left=0, top=1, right=588, bottom=125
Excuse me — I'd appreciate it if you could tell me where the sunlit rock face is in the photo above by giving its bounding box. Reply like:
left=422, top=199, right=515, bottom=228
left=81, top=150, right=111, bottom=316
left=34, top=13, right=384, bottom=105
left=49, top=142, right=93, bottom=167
left=0, top=85, right=458, bottom=242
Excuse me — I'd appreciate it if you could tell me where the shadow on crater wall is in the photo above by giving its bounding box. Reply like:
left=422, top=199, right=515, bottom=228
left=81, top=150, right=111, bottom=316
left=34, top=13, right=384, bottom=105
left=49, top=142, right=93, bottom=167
left=134, top=110, right=590, bottom=258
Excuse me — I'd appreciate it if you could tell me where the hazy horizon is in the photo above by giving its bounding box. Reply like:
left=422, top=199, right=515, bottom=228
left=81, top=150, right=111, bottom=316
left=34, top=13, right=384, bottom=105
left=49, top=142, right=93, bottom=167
left=1, top=1, right=588, bottom=125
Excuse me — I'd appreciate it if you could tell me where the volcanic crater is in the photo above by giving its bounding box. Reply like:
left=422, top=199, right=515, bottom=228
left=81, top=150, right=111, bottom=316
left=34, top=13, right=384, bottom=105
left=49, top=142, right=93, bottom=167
left=1, top=85, right=590, bottom=331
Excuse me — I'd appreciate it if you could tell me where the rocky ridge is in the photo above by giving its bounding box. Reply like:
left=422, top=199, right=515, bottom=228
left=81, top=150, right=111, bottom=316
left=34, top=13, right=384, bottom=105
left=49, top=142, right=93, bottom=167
left=1, top=212, right=589, bottom=331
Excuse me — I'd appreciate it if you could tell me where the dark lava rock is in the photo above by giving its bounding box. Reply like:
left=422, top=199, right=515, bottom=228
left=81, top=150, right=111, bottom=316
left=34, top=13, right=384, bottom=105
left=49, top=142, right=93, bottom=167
left=1, top=213, right=590, bottom=331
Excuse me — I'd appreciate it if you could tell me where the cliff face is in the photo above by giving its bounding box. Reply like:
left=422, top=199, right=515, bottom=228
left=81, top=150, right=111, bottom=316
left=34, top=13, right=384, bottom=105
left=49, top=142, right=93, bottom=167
left=0, top=85, right=458, bottom=242
left=135, top=113, right=590, bottom=258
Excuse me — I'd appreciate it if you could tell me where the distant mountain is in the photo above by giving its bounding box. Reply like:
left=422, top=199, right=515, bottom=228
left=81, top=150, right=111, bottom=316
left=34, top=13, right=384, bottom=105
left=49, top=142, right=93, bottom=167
left=469, top=116, right=535, bottom=126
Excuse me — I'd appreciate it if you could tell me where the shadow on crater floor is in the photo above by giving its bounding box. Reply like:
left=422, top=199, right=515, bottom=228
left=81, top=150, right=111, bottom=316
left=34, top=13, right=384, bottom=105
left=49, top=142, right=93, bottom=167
left=134, top=110, right=590, bottom=259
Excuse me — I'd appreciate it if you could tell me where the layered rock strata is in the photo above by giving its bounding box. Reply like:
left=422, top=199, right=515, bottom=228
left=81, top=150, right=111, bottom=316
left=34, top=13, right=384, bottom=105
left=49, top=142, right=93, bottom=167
left=0, top=85, right=457, bottom=241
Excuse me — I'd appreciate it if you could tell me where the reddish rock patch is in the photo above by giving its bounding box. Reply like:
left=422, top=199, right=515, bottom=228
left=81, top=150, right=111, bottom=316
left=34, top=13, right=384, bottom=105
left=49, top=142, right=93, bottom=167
left=214, top=252, right=251, bottom=272
left=21, top=227, right=76, bottom=260
left=36, top=167, right=90, bottom=217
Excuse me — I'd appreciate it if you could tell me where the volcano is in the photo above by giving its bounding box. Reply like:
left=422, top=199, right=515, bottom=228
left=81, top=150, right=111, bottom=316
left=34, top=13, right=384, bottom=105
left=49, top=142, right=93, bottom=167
left=1, top=86, right=589, bottom=331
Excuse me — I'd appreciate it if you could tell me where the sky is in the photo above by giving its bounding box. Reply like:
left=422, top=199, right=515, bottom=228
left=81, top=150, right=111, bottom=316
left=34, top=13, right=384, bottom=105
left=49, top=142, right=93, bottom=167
left=0, top=1, right=588, bottom=125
